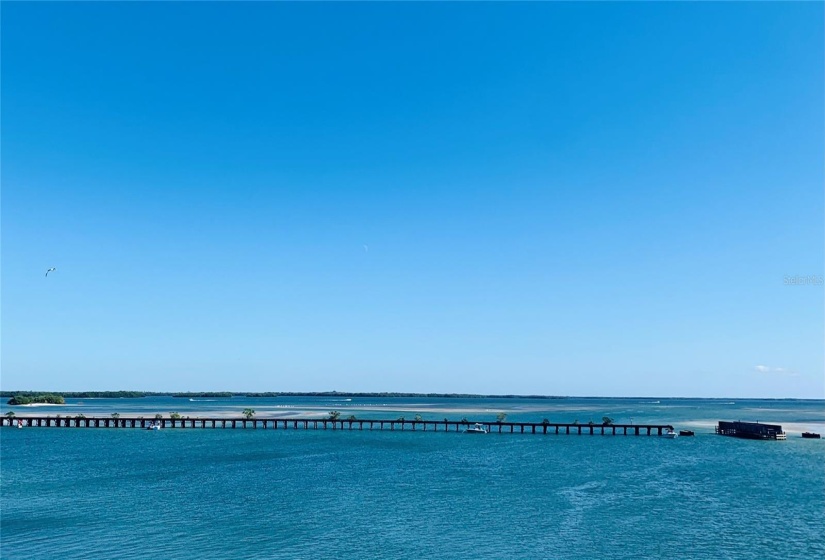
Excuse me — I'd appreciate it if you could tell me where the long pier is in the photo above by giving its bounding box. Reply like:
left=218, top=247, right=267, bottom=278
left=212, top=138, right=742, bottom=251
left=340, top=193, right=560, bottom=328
left=2, top=416, right=673, bottom=435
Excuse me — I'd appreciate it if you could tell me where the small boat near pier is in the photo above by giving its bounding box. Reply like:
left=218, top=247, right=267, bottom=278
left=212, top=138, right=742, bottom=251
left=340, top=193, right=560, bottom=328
left=464, top=423, right=488, bottom=434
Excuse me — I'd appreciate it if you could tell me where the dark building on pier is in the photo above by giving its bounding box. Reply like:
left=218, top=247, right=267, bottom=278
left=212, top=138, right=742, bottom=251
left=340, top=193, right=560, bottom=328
left=716, top=421, right=786, bottom=440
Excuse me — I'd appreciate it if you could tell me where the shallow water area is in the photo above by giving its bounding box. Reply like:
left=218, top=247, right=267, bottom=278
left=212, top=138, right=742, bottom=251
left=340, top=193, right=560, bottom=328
left=2, top=397, right=823, bottom=559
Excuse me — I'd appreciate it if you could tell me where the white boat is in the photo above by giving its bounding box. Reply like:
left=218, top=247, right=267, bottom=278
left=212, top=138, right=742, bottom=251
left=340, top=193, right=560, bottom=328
left=662, top=428, right=678, bottom=439
left=464, top=423, right=488, bottom=434
left=146, top=422, right=161, bottom=431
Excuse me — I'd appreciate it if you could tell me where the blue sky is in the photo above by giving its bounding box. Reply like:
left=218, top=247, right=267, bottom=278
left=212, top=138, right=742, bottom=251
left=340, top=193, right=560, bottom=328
left=2, top=2, right=823, bottom=397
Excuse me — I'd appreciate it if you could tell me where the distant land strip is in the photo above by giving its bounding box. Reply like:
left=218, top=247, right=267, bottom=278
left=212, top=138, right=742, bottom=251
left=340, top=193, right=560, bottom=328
left=1, top=391, right=568, bottom=400
left=6, top=394, right=66, bottom=405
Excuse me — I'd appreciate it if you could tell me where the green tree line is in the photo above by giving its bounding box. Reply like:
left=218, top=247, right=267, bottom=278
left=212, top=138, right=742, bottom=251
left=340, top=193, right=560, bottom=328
left=6, top=394, right=66, bottom=405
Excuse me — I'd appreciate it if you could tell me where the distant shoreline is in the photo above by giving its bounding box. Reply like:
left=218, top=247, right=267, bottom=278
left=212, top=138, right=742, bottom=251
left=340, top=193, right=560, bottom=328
left=1, top=391, right=569, bottom=400
left=1, top=391, right=822, bottom=401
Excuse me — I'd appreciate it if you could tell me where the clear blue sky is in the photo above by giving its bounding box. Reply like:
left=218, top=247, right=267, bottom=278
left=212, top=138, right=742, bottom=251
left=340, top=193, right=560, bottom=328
left=2, top=2, right=822, bottom=398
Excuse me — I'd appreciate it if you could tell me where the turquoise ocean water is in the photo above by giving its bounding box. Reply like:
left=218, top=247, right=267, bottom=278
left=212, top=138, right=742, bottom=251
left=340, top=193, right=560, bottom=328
left=1, top=397, right=823, bottom=559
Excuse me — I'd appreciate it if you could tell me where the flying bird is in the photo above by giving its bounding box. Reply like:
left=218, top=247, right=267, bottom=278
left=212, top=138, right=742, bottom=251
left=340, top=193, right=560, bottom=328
left=45, top=267, right=56, bottom=277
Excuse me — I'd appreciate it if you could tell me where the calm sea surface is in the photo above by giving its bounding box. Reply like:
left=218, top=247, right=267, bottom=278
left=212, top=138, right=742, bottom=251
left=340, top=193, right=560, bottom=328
left=1, top=397, right=823, bottom=559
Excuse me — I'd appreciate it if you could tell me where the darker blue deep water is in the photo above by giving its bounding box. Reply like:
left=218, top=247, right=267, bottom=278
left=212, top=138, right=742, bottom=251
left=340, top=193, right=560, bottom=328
left=1, top=399, right=823, bottom=559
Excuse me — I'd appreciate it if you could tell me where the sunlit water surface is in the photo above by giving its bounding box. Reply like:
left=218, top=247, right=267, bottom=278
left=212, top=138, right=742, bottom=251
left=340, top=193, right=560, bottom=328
left=2, top=398, right=823, bottom=559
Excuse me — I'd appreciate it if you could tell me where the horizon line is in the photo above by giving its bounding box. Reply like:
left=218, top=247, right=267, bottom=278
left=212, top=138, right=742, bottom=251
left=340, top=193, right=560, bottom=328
left=1, top=390, right=822, bottom=401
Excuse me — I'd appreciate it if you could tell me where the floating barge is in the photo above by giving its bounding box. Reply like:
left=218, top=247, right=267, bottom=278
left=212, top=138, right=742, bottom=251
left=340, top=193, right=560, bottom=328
left=1, top=415, right=674, bottom=436
left=716, top=421, right=786, bottom=440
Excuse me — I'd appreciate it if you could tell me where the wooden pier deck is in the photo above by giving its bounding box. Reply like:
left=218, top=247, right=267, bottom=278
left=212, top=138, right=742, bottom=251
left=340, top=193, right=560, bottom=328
left=2, top=416, right=674, bottom=435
